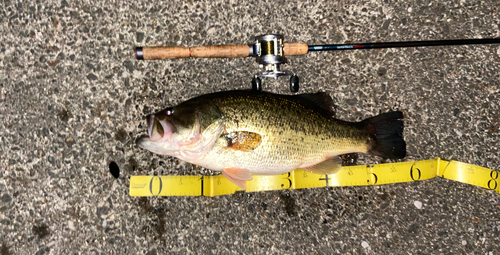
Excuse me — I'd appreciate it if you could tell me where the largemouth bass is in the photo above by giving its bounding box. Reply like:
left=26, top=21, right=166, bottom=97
left=136, top=90, right=406, bottom=190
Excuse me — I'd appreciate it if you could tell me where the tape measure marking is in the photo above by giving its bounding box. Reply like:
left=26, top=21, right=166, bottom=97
left=129, top=158, right=500, bottom=197
left=439, top=160, right=500, bottom=192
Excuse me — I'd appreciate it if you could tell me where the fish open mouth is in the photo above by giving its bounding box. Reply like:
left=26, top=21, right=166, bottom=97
left=147, top=114, right=164, bottom=141
left=136, top=114, right=176, bottom=154
left=145, top=114, right=174, bottom=142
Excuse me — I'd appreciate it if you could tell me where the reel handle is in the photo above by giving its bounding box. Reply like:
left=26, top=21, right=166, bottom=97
left=135, top=43, right=308, bottom=60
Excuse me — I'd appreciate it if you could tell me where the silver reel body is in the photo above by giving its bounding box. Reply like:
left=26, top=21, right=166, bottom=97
left=251, top=34, right=299, bottom=92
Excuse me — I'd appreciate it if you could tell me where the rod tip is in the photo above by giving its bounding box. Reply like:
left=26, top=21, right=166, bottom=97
left=134, top=47, right=144, bottom=60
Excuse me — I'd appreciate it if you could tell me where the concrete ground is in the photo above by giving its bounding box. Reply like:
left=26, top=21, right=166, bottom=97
left=1, top=0, right=500, bottom=254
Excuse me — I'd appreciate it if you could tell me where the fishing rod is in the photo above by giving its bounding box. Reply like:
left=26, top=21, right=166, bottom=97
left=134, top=34, right=500, bottom=92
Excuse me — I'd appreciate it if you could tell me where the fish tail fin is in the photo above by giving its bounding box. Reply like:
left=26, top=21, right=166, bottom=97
left=359, top=111, right=406, bottom=159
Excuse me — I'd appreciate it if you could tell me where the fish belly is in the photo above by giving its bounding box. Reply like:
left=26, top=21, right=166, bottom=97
left=195, top=131, right=368, bottom=175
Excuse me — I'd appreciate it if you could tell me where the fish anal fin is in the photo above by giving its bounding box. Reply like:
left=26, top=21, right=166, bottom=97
left=224, top=131, right=262, bottom=152
left=221, top=167, right=253, bottom=190
left=303, top=156, right=342, bottom=175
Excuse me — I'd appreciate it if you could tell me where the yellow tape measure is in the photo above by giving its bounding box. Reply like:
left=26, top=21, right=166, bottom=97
left=129, top=158, right=500, bottom=197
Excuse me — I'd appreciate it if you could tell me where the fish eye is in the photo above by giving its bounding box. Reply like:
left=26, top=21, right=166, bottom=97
left=166, top=107, right=174, bottom=116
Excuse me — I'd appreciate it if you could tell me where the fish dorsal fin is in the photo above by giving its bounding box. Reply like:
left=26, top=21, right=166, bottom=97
left=303, top=156, right=342, bottom=175
left=295, top=92, right=336, bottom=116
left=224, top=131, right=262, bottom=152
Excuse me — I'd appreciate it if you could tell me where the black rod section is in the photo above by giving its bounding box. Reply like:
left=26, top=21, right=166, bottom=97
left=308, top=38, right=500, bottom=51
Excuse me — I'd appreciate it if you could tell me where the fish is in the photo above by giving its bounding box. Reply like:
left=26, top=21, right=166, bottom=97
left=136, top=90, right=406, bottom=190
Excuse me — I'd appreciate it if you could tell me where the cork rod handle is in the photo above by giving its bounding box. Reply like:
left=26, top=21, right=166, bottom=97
left=135, top=43, right=309, bottom=60
left=284, top=43, right=309, bottom=55
left=135, top=45, right=251, bottom=60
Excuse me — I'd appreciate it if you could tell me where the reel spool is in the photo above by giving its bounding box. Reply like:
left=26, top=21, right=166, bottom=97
left=251, top=34, right=299, bottom=92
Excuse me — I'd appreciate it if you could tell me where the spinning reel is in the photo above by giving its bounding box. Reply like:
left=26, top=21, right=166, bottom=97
left=135, top=34, right=500, bottom=92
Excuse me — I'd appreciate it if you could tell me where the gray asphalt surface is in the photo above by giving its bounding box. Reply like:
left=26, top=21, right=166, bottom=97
left=1, top=0, right=500, bottom=254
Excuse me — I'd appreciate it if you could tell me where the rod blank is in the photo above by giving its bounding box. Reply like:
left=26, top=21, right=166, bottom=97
left=308, top=38, right=500, bottom=52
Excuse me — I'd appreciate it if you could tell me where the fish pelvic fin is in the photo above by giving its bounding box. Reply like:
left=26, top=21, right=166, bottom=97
left=303, top=156, right=342, bottom=175
left=221, top=167, right=253, bottom=190
left=360, top=111, right=406, bottom=159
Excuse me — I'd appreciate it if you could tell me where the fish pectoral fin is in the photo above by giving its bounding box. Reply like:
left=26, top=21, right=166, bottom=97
left=303, top=156, right=342, bottom=175
left=224, top=131, right=262, bottom=152
left=221, top=167, right=253, bottom=190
